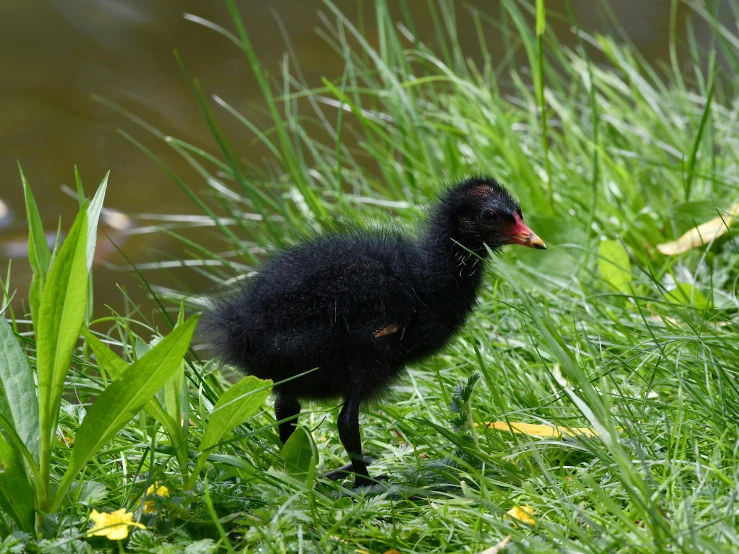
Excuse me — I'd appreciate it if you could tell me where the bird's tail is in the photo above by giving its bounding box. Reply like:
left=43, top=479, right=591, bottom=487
left=198, top=289, right=252, bottom=368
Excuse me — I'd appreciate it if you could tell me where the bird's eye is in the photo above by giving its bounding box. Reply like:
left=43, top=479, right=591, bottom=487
left=481, top=209, right=497, bottom=222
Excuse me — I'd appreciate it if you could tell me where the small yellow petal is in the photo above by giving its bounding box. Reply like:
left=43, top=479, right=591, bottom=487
left=506, top=505, right=536, bottom=527
left=146, top=482, right=170, bottom=497
left=105, top=526, right=130, bottom=541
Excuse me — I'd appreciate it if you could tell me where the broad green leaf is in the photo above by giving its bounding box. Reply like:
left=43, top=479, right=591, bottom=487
left=281, top=426, right=317, bottom=478
left=598, top=240, right=632, bottom=292
left=0, top=433, right=35, bottom=532
left=198, top=376, right=272, bottom=453
left=36, top=208, right=88, bottom=482
left=0, top=316, right=39, bottom=462
left=666, top=283, right=711, bottom=310
left=85, top=172, right=109, bottom=273
left=54, top=316, right=199, bottom=509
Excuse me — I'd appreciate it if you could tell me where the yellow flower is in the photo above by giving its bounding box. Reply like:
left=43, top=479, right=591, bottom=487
left=87, top=509, right=145, bottom=540
left=142, top=482, right=170, bottom=513
left=505, top=504, right=536, bottom=527
left=146, top=482, right=170, bottom=497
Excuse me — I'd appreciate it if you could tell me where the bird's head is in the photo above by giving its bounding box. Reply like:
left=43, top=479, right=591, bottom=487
left=437, top=176, right=546, bottom=251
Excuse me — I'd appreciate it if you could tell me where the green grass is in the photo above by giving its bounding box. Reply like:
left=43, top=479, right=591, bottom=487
left=3, top=0, right=739, bottom=552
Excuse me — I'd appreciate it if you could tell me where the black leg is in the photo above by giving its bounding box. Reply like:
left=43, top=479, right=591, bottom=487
left=336, top=396, right=373, bottom=488
left=275, top=393, right=301, bottom=445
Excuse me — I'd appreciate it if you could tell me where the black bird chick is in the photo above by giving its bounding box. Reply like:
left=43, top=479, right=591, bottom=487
left=202, top=176, right=545, bottom=487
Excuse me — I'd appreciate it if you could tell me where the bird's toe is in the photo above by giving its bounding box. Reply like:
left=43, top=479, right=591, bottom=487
left=323, top=462, right=355, bottom=482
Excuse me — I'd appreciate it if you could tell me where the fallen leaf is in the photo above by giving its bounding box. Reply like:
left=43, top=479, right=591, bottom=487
left=383, top=550, right=401, bottom=554
left=658, top=202, right=739, bottom=255
left=479, top=535, right=512, bottom=554
left=477, top=421, right=597, bottom=438
left=505, top=505, right=536, bottom=527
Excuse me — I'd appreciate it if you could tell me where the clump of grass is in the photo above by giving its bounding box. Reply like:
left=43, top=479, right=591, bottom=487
left=3, top=0, right=739, bottom=551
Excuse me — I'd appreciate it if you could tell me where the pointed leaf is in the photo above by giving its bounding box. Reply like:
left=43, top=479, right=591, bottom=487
left=598, top=240, right=632, bottom=292
left=199, top=376, right=272, bottom=453
left=85, top=172, right=109, bottom=273
left=19, top=164, right=52, bottom=325
left=55, top=316, right=199, bottom=508
left=19, top=163, right=51, bottom=282
left=0, top=316, right=39, bottom=462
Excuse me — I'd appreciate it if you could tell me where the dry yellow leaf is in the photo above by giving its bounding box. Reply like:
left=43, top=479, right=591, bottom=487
left=505, top=505, right=536, bottom=527
left=477, top=421, right=597, bottom=438
left=658, top=202, right=739, bottom=255
left=383, top=550, right=401, bottom=554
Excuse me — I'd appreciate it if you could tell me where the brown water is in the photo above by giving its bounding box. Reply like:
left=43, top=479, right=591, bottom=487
left=0, top=0, right=723, bottom=318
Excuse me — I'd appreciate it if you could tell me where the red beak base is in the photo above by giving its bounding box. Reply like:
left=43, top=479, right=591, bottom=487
left=508, top=217, right=546, bottom=250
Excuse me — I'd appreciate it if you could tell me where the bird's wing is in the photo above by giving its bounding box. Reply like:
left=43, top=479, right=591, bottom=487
left=257, top=249, right=417, bottom=340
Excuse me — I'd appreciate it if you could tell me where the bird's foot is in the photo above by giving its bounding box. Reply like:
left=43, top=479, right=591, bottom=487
left=323, top=462, right=356, bottom=482
left=351, top=474, right=388, bottom=489
left=322, top=462, right=388, bottom=489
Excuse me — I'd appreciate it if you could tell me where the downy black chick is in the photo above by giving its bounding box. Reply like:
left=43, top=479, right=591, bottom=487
left=202, top=176, right=546, bottom=487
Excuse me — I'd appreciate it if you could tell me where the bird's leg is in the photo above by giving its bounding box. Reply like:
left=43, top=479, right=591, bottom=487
left=274, top=393, right=301, bottom=444
left=335, top=396, right=375, bottom=488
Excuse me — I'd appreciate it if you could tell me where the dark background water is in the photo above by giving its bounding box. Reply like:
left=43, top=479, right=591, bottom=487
left=0, top=0, right=725, bottom=318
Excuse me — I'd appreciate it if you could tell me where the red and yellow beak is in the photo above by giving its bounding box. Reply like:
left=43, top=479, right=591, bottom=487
left=508, top=217, right=546, bottom=250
